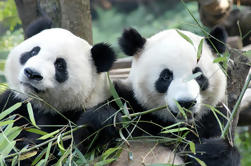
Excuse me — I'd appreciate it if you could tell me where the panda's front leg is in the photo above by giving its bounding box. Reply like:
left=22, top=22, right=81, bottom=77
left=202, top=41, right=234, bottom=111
left=73, top=105, right=122, bottom=154
left=187, top=138, right=240, bottom=166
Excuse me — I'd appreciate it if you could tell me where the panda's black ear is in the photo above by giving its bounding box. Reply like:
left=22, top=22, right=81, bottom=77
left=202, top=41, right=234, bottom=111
left=25, top=17, right=52, bottom=39
left=119, top=28, right=146, bottom=56
left=91, top=43, right=116, bottom=73
left=206, top=26, right=228, bottom=54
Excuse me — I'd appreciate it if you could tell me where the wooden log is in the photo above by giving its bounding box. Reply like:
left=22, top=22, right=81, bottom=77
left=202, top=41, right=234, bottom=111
left=112, top=57, right=132, bottom=69
left=227, top=36, right=243, bottom=49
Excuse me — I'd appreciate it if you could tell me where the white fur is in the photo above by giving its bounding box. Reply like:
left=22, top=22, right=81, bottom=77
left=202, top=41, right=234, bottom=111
left=128, top=29, right=227, bottom=122
left=5, top=28, right=110, bottom=112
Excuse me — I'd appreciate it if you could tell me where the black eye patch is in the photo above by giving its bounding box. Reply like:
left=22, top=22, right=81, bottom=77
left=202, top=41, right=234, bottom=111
left=155, top=68, right=173, bottom=93
left=20, top=46, right=40, bottom=65
left=54, top=58, right=68, bottom=83
left=193, top=67, right=209, bottom=91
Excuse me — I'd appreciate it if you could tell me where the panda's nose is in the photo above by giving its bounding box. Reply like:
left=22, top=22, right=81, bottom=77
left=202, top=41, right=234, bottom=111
left=24, top=68, right=43, bottom=81
left=177, top=99, right=197, bottom=109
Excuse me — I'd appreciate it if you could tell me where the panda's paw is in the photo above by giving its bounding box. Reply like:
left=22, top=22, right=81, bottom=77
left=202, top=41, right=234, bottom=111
left=74, top=107, right=122, bottom=153
left=188, top=138, right=240, bottom=166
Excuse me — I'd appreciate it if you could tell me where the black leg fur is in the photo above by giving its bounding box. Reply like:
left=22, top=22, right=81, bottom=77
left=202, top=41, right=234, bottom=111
left=187, top=138, right=240, bottom=166
left=74, top=102, right=122, bottom=153
left=119, top=28, right=146, bottom=56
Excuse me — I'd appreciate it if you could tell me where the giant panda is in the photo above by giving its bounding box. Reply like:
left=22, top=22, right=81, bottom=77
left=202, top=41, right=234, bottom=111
left=0, top=17, right=117, bottom=164
left=108, top=27, right=241, bottom=166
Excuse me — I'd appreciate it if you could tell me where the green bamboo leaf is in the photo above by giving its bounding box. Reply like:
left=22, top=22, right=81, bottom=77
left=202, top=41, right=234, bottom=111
left=27, top=102, right=40, bottom=129
left=26, top=128, right=48, bottom=136
left=197, top=39, right=204, bottom=62
left=161, top=127, right=190, bottom=134
left=213, top=57, right=226, bottom=63
left=38, top=129, right=60, bottom=140
left=189, top=141, right=196, bottom=154
left=44, top=141, right=52, bottom=165
left=11, top=156, right=18, bottom=166
left=73, top=147, right=87, bottom=164
left=122, top=103, right=131, bottom=119
left=0, top=120, right=15, bottom=126
left=55, top=147, right=71, bottom=166
left=162, top=122, right=185, bottom=130
left=176, top=30, right=194, bottom=46
left=57, top=134, right=66, bottom=153
left=119, top=129, right=128, bottom=145
left=107, top=73, right=123, bottom=108
left=175, top=101, right=187, bottom=121
left=0, top=102, right=22, bottom=121
left=95, top=159, right=116, bottom=166
left=102, top=147, right=121, bottom=160
left=187, top=155, right=206, bottom=166
left=36, top=159, right=45, bottom=166
left=31, top=148, right=47, bottom=166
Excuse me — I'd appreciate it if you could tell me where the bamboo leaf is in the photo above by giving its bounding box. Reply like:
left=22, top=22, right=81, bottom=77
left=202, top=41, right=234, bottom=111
left=189, top=141, right=196, bottom=154
left=162, top=122, right=185, bottom=130
left=176, top=30, right=194, bottom=46
left=107, top=73, right=123, bottom=108
left=31, top=148, right=47, bottom=166
left=38, top=129, right=60, bottom=140
left=0, top=102, right=22, bottom=121
left=0, top=120, right=15, bottom=126
left=57, top=134, right=66, bottom=153
left=197, top=39, right=204, bottom=62
left=26, top=128, right=48, bottom=136
left=213, top=57, right=226, bottom=63
left=27, top=102, right=39, bottom=129
left=44, top=141, right=52, bottom=165
left=175, top=101, right=187, bottom=121
left=161, top=127, right=190, bottom=134
left=95, top=159, right=116, bottom=166
left=187, top=155, right=206, bottom=166
left=102, top=147, right=121, bottom=160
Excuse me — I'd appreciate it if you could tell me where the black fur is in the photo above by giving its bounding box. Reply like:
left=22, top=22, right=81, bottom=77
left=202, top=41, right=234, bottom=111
left=193, top=67, right=209, bottom=91
left=20, top=46, right=41, bottom=65
left=119, top=28, right=146, bottom=56
left=74, top=101, right=122, bottom=153
left=187, top=138, right=240, bottom=166
left=25, top=17, right=52, bottom=39
left=91, top=43, right=116, bottom=73
left=54, top=58, right=68, bottom=83
left=206, top=26, right=228, bottom=54
left=155, top=68, right=173, bottom=93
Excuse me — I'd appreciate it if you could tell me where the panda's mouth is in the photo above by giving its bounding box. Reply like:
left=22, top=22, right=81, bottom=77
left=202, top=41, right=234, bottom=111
left=20, top=82, right=45, bottom=93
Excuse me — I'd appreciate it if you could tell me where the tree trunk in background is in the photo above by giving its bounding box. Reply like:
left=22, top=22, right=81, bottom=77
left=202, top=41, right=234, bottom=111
left=59, top=0, right=93, bottom=44
left=15, top=0, right=39, bottom=31
left=15, top=0, right=93, bottom=44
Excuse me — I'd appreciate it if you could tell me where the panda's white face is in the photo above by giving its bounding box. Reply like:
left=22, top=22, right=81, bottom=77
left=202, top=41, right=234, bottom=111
left=5, top=28, right=110, bottom=111
left=128, top=29, right=226, bottom=122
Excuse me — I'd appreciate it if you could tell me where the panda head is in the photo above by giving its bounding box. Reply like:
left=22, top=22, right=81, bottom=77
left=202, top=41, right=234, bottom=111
left=119, top=27, right=227, bottom=122
left=5, top=18, right=116, bottom=111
